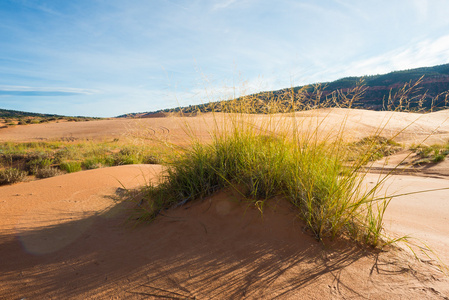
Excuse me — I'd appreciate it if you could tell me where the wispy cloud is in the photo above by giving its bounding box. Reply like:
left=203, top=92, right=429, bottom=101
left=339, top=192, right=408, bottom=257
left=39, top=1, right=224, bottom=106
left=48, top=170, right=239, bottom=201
left=0, top=85, right=98, bottom=96
left=15, top=0, right=64, bottom=17
left=212, top=0, right=239, bottom=11
left=2, top=0, right=449, bottom=117
left=347, top=34, right=449, bottom=76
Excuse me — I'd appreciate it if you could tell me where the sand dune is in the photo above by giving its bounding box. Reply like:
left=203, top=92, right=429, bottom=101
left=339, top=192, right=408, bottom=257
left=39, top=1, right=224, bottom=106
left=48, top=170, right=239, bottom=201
left=2, top=108, right=449, bottom=145
left=1, top=109, right=449, bottom=298
left=0, top=166, right=448, bottom=298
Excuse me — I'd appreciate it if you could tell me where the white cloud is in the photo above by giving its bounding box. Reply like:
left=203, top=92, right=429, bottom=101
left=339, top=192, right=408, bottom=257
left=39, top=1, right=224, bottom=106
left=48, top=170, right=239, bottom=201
left=0, top=85, right=98, bottom=95
left=322, top=34, right=449, bottom=80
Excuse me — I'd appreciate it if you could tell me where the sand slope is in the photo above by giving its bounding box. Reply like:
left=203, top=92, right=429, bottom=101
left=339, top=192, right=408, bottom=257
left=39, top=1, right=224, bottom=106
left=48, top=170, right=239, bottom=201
left=1, top=166, right=449, bottom=299
left=2, top=109, right=449, bottom=298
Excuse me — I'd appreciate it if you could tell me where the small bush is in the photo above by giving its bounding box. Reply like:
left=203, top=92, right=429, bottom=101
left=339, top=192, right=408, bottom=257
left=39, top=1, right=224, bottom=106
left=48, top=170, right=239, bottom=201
left=141, top=126, right=391, bottom=246
left=433, top=154, right=445, bottom=163
left=114, top=147, right=143, bottom=165
left=349, top=136, right=402, bottom=162
left=118, top=146, right=139, bottom=157
left=26, top=156, right=53, bottom=174
left=143, top=155, right=161, bottom=164
left=0, top=168, right=27, bottom=185
left=115, top=154, right=140, bottom=165
left=59, top=161, right=82, bottom=173
left=54, top=146, right=82, bottom=163
left=411, top=143, right=449, bottom=164
left=35, top=167, right=62, bottom=179
left=82, top=157, right=111, bottom=169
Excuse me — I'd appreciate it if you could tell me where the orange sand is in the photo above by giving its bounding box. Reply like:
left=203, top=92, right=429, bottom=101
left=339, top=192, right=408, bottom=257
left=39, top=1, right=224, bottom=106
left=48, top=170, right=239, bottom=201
left=1, top=109, right=449, bottom=298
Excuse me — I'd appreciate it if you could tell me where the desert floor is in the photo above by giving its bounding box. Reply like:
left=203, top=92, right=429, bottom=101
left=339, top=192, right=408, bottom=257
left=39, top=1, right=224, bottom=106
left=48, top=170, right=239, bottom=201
left=1, top=108, right=449, bottom=299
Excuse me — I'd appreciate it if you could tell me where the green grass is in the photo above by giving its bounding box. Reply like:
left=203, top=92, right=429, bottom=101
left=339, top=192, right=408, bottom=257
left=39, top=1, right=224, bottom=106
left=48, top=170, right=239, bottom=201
left=0, top=168, right=27, bottom=185
left=409, top=142, right=449, bottom=164
left=348, top=136, right=402, bottom=162
left=133, top=81, right=449, bottom=251
left=0, top=140, right=169, bottom=184
left=135, top=93, right=398, bottom=247
left=59, top=161, right=83, bottom=173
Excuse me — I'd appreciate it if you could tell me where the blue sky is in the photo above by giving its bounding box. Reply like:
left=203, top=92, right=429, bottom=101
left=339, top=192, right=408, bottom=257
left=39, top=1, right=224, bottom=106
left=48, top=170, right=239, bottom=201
left=1, top=0, right=449, bottom=117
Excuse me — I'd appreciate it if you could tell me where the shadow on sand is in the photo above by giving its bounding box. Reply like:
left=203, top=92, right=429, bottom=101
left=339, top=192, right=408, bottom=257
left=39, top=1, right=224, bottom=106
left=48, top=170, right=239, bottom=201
left=0, top=189, right=418, bottom=299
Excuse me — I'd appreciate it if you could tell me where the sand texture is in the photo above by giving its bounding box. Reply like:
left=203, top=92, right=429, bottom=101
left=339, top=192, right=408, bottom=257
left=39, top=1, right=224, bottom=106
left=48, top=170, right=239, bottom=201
left=1, top=109, right=449, bottom=299
left=1, top=108, right=449, bottom=145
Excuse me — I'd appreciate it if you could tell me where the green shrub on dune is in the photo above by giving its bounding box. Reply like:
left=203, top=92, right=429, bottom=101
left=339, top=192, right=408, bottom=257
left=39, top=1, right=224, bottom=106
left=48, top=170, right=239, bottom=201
left=136, top=87, right=400, bottom=248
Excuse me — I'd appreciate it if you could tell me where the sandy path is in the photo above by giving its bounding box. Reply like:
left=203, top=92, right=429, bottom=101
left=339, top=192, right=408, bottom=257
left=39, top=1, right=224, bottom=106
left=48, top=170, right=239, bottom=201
left=368, top=173, right=449, bottom=263
left=1, top=166, right=449, bottom=299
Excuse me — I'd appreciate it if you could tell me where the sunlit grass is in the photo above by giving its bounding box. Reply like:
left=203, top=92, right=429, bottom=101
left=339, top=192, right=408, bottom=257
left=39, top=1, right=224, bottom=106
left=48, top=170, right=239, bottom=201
left=409, top=142, right=449, bottom=164
left=0, top=140, right=170, bottom=184
left=134, top=85, right=407, bottom=248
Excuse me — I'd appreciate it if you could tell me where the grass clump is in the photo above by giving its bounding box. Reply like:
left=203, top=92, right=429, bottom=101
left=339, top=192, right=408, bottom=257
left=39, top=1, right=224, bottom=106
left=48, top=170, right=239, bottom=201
left=138, top=111, right=391, bottom=247
left=410, top=143, right=449, bottom=164
left=135, top=80, right=449, bottom=248
left=348, top=136, right=402, bottom=162
left=0, top=140, right=168, bottom=183
left=59, top=161, right=82, bottom=173
left=0, top=168, right=27, bottom=185
left=35, top=167, right=62, bottom=179
left=25, top=155, right=54, bottom=175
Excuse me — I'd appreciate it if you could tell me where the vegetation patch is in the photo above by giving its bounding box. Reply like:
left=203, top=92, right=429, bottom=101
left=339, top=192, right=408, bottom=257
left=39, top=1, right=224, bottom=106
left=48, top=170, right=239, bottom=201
left=134, top=83, right=408, bottom=249
left=0, top=108, right=101, bottom=126
left=35, top=167, right=62, bottom=179
left=409, top=143, right=449, bottom=164
left=0, top=141, right=168, bottom=185
left=0, top=168, right=27, bottom=185
left=59, top=161, right=83, bottom=173
left=348, top=136, right=402, bottom=162
left=139, top=125, right=393, bottom=247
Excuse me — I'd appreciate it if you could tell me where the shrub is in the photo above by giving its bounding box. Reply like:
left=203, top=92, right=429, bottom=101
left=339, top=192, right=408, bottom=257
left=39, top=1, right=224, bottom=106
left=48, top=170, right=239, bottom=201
left=26, top=155, right=53, bottom=175
left=82, top=157, right=114, bottom=169
left=349, top=136, right=402, bottom=162
left=115, top=154, right=140, bottom=165
left=59, top=161, right=82, bottom=173
left=0, top=168, right=27, bottom=185
left=35, top=167, right=62, bottom=179
left=411, top=143, right=449, bottom=164
left=114, top=147, right=143, bottom=165
left=54, top=146, right=82, bottom=163
left=143, top=155, right=161, bottom=164
left=139, top=112, right=392, bottom=247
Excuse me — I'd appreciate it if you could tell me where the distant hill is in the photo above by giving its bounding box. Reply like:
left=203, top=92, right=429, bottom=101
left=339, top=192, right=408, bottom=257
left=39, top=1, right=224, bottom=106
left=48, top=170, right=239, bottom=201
left=0, top=108, right=61, bottom=118
left=317, top=63, right=449, bottom=110
left=0, top=108, right=102, bottom=119
left=123, top=63, right=449, bottom=117
left=0, top=109, right=100, bottom=125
